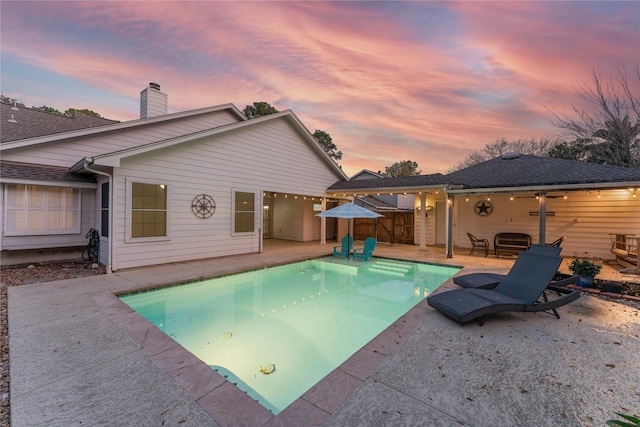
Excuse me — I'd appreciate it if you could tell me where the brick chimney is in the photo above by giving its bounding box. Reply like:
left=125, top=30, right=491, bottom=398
left=140, top=82, right=167, bottom=119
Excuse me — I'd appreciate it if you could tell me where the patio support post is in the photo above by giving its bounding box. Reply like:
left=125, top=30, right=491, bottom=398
left=419, top=192, right=426, bottom=250
left=445, top=193, right=454, bottom=258
left=320, top=197, right=327, bottom=245
left=538, top=192, right=547, bottom=244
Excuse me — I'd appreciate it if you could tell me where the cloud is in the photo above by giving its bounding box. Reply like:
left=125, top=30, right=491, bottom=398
left=2, top=1, right=638, bottom=175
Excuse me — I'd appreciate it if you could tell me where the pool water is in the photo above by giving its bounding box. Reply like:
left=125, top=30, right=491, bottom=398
left=120, top=257, right=459, bottom=414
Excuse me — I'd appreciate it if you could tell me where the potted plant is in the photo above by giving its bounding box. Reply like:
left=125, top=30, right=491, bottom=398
left=568, top=253, right=603, bottom=287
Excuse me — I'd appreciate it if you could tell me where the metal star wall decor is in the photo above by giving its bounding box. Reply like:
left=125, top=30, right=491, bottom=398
left=474, top=200, right=493, bottom=216
left=191, top=194, right=216, bottom=219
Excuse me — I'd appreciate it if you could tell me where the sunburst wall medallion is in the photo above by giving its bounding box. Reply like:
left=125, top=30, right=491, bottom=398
left=191, top=194, right=216, bottom=219
left=474, top=200, right=493, bottom=217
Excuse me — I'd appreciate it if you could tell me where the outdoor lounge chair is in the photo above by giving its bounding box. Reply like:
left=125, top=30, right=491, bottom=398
left=333, top=235, right=354, bottom=258
left=467, top=232, right=489, bottom=257
left=548, top=236, right=565, bottom=247
left=352, top=237, right=377, bottom=261
left=452, top=244, right=572, bottom=290
left=427, top=252, right=580, bottom=325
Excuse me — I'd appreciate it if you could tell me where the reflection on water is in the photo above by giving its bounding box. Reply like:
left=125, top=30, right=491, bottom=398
left=120, top=257, right=459, bottom=414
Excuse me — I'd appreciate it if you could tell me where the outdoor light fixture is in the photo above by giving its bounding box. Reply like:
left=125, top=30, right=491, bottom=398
left=465, top=196, right=469, bottom=202
left=509, top=194, right=514, bottom=201
left=564, top=193, right=568, bottom=199
left=598, top=191, right=601, bottom=198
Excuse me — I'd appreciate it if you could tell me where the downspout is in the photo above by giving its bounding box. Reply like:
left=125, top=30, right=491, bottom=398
left=82, top=158, right=114, bottom=274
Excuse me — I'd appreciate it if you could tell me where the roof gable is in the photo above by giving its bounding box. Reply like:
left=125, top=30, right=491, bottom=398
left=82, top=110, right=347, bottom=180
left=350, top=169, right=384, bottom=180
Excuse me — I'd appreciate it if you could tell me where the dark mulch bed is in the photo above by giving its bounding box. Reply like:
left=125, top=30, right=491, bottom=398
left=592, top=278, right=640, bottom=297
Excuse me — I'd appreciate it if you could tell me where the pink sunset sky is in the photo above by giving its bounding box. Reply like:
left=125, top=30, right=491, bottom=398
left=1, top=1, right=638, bottom=176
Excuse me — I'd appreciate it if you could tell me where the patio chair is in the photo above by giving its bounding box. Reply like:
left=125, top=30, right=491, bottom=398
left=352, top=237, right=377, bottom=261
left=427, top=252, right=580, bottom=325
left=467, top=232, right=489, bottom=257
left=333, top=235, right=354, bottom=258
left=453, top=244, right=570, bottom=289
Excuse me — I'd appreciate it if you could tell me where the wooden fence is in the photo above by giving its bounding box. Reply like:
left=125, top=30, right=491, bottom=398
left=354, top=212, right=414, bottom=244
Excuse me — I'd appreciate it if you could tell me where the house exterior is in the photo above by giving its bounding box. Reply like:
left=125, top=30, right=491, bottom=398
left=1, top=84, right=347, bottom=270
left=328, top=154, right=640, bottom=261
left=2, top=84, right=638, bottom=270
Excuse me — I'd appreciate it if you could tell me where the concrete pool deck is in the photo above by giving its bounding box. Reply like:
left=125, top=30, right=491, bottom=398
left=8, top=241, right=640, bottom=426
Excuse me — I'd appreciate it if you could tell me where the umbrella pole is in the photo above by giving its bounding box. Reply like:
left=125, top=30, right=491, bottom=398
left=348, top=219, right=352, bottom=259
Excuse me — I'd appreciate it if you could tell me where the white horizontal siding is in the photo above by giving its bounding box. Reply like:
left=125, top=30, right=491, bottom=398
left=1, top=110, right=241, bottom=168
left=110, top=117, right=342, bottom=270
left=454, top=190, right=640, bottom=260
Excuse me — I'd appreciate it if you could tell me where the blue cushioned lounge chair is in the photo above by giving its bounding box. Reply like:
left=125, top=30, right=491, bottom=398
left=333, top=235, right=354, bottom=258
left=453, top=244, right=575, bottom=290
left=352, top=237, right=377, bottom=261
left=427, top=252, right=580, bottom=325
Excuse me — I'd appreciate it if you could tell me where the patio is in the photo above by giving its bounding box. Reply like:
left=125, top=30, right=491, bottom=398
left=8, top=241, right=640, bottom=426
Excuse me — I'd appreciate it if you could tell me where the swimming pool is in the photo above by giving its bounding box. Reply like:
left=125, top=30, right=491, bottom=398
left=120, top=257, right=459, bottom=414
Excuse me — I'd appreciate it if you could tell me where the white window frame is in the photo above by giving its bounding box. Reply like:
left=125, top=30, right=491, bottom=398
left=232, top=189, right=257, bottom=235
left=125, top=178, right=170, bottom=243
left=3, top=184, right=81, bottom=236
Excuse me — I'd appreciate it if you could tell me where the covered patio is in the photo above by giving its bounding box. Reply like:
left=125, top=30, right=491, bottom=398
left=8, top=240, right=639, bottom=426
left=326, top=154, right=640, bottom=262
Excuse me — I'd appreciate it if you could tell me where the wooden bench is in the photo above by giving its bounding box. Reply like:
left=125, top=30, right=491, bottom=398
left=494, top=232, right=531, bottom=258
left=610, top=234, right=638, bottom=269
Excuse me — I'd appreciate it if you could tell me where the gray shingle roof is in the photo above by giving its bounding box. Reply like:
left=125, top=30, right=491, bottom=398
left=328, top=155, right=640, bottom=192
left=0, top=161, right=96, bottom=184
left=1, top=102, right=118, bottom=143
left=328, top=173, right=447, bottom=191
left=446, top=154, right=640, bottom=188
left=357, top=195, right=398, bottom=210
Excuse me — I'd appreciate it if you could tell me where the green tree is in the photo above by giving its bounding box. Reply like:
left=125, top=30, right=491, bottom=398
left=243, top=101, right=278, bottom=119
left=0, top=95, right=25, bottom=107
left=313, top=130, right=342, bottom=161
left=33, top=105, right=63, bottom=115
left=547, top=138, right=592, bottom=161
left=548, top=65, right=640, bottom=168
left=382, top=160, right=421, bottom=177
left=450, top=138, right=558, bottom=171
left=64, top=108, right=102, bottom=118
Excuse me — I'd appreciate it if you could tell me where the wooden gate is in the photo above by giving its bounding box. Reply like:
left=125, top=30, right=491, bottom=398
left=354, top=212, right=414, bottom=244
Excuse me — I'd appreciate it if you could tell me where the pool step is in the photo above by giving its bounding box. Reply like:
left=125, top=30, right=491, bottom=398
left=366, top=260, right=416, bottom=276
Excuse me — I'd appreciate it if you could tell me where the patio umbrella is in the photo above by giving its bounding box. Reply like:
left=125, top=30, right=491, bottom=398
left=316, top=202, right=383, bottom=257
